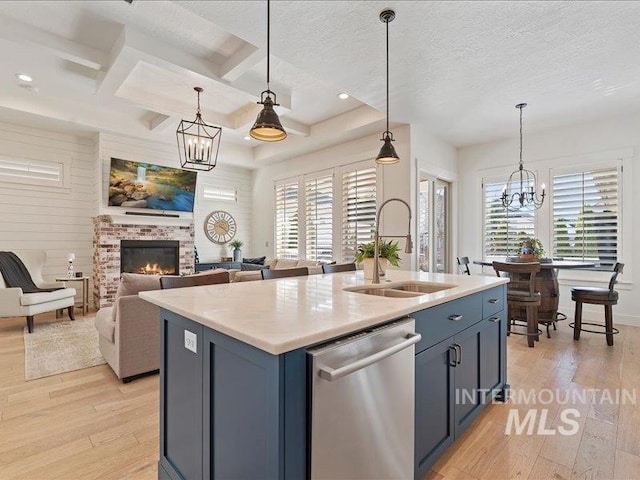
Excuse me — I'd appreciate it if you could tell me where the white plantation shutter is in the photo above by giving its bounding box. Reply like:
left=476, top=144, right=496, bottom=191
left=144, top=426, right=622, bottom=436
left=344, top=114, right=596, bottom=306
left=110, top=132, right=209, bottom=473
left=342, top=166, right=377, bottom=262
left=305, top=174, right=333, bottom=262
left=275, top=180, right=299, bottom=259
left=552, top=167, right=619, bottom=267
left=483, top=181, right=535, bottom=258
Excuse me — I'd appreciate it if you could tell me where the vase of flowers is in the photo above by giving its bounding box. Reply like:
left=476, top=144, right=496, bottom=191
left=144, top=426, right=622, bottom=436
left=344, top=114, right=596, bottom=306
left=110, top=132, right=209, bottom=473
left=230, top=239, right=243, bottom=262
left=355, top=240, right=401, bottom=280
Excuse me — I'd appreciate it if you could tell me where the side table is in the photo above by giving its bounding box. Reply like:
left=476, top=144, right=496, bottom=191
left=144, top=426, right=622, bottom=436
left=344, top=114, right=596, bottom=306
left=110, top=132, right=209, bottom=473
left=56, top=276, right=90, bottom=315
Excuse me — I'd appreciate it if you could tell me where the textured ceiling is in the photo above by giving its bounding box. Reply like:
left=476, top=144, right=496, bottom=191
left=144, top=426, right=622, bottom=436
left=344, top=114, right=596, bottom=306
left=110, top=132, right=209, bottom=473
left=1, top=1, right=640, bottom=166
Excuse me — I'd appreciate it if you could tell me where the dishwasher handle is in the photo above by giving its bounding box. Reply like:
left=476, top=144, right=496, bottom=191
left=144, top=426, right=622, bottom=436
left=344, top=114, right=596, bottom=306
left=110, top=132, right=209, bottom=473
left=318, top=332, right=422, bottom=382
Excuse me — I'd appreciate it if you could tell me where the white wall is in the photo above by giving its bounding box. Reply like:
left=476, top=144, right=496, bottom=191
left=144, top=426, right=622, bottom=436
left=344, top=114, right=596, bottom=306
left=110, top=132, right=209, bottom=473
left=410, top=125, right=459, bottom=271
left=0, top=121, right=96, bottom=284
left=98, top=132, right=254, bottom=263
left=458, top=112, right=639, bottom=326
left=252, top=126, right=415, bottom=268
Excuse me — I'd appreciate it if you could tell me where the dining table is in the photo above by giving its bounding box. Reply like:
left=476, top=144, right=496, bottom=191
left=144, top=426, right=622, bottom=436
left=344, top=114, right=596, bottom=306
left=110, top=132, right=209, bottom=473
left=473, top=259, right=595, bottom=326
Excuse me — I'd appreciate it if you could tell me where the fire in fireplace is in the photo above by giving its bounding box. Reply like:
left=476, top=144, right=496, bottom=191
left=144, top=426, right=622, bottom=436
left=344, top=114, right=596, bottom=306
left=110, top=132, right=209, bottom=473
left=120, top=240, right=180, bottom=275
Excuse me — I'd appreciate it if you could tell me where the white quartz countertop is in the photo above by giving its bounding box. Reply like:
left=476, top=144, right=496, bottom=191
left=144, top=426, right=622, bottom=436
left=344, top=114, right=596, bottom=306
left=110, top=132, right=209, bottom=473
left=139, top=271, right=508, bottom=355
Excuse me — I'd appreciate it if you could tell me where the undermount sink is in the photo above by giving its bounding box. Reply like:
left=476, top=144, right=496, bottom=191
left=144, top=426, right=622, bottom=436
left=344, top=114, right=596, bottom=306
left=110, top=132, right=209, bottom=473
left=344, top=281, right=457, bottom=298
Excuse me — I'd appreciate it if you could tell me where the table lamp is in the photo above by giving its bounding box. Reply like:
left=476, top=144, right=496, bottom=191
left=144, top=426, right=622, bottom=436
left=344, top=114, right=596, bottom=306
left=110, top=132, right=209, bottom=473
left=67, top=253, right=75, bottom=278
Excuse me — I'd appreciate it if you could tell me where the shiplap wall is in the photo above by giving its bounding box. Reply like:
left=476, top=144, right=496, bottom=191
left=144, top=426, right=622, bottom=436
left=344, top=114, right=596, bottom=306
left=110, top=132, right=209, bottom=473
left=0, top=121, right=96, bottom=283
left=98, top=132, right=253, bottom=263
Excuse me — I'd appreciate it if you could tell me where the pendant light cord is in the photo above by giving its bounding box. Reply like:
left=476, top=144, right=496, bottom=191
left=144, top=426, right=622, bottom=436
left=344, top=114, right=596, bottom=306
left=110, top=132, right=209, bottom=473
left=266, top=0, right=270, bottom=92
left=519, top=106, right=523, bottom=168
left=385, top=16, right=389, bottom=133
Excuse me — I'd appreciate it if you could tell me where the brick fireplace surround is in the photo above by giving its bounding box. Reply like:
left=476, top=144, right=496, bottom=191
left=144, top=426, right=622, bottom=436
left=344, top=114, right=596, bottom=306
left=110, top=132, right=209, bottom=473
left=93, top=215, right=195, bottom=309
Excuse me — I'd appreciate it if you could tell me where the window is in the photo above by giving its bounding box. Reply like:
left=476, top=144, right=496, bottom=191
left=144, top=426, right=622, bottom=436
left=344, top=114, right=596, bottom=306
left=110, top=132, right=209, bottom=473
left=0, top=155, right=68, bottom=188
left=200, top=185, right=237, bottom=202
left=342, top=166, right=377, bottom=262
left=483, top=181, right=535, bottom=258
left=552, top=167, right=619, bottom=267
left=305, top=174, right=333, bottom=262
left=274, top=180, right=299, bottom=259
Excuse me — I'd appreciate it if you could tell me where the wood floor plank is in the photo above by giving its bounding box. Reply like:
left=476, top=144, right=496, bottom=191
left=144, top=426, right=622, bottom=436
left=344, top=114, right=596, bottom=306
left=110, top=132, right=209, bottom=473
left=571, top=417, right=617, bottom=480
left=614, top=449, right=640, bottom=480
left=527, top=456, right=572, bottom=480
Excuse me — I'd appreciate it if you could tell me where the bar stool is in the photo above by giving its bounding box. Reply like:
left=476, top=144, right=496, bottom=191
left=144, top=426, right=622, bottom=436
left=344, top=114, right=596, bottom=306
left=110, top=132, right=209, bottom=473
left=457, top=256, right=471, bottom=275
left=571, top=262, right=624, bottom=346
left=493, top=261, right=542, bottom=348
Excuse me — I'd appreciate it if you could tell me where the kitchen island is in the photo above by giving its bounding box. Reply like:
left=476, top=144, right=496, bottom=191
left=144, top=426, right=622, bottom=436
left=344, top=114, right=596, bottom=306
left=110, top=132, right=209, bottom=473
left=140, top=270, right=508, bottom=480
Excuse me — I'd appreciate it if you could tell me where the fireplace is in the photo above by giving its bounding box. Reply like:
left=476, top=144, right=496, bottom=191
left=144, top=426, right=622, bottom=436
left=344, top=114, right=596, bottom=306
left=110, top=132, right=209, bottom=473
left=120, top=240, right=180, bottom=275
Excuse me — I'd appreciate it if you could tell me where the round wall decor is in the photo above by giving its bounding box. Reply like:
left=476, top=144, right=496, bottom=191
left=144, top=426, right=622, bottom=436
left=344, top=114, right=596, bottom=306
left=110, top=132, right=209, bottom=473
left=204, top=210, right=237, bottom=244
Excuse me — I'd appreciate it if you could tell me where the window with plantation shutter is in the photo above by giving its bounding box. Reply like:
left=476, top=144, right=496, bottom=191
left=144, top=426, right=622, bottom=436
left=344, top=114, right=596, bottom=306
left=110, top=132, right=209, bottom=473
left=552, top=167, right=619, bottom=268
left=305, top=174, right=333, bottom=262
left=275, top=180, right=299, bottom=259
left=483, top=181, right=535, bottom=258
left=342, top=166, right=377, bottom=262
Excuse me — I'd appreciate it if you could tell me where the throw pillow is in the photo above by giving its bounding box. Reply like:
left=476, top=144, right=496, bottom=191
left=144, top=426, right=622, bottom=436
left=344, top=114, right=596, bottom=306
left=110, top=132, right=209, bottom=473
left=242, top=256, right=266, bottom=265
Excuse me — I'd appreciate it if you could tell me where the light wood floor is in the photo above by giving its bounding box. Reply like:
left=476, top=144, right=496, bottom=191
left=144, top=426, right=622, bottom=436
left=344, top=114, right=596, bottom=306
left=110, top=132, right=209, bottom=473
left=1, top=312, right=639, bottom=479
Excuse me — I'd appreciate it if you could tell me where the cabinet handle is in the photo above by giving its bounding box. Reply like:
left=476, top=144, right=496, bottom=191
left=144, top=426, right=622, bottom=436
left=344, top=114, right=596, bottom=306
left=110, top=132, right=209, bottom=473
left=453, top=343, right=462, bottom=365
left=488, top=299, right=499, bottom=304
left=449, top=346, right=458, bottom=367
left=448, top=314, right=463, bottom=321
left=489, top=317, right=501, bottom=323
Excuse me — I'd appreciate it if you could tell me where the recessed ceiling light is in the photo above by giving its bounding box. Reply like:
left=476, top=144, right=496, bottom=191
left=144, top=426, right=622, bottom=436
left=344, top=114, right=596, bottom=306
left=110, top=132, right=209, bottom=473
left=16, top=73, right=33, bottom=82
left=337, top=93, right=349, bottom=100
left=243, top=136, right=251, bottom=141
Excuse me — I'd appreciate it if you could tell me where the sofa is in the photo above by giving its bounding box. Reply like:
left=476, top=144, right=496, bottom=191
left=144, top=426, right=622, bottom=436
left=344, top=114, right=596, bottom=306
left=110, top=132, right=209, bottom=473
left=0, top=250, right=76, bottom=333
left=94, top=273, right=161, bottom=382
left=232, top=258, right=323, bottom=282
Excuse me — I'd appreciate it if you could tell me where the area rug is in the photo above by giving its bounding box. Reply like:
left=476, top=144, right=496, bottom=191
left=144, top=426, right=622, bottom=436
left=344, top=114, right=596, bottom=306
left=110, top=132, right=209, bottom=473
left=23, top=317, right=106, bottom=381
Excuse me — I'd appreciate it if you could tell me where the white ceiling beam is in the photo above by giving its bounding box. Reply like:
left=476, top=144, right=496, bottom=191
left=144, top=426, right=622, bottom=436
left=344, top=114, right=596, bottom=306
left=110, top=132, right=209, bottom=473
left=219, top=44, right=264, bottom=82
left=149, top=113, right=174, bottom=132
left=280, top=117, right=310, bottom=137
left=0, top=15, right=106, bottom=70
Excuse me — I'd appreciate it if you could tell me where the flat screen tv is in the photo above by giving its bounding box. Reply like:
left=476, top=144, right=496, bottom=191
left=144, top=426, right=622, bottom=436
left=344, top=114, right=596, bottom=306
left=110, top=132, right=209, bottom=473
left=108, top=158, right=197, bottom=213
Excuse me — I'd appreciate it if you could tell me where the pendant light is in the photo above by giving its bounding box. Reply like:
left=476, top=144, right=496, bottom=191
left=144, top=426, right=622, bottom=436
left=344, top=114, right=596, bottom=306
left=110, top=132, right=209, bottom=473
left=376, top=9, right=399, bottom=165
left=500, top=103, right=545, bottom=211
left=250, top=0, right=287, bottom=142
left=176, top=87, right=222, bottom=171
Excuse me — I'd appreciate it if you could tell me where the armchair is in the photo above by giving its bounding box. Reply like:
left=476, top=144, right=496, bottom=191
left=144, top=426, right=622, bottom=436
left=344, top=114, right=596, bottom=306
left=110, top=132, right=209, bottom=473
left=0, top=250, right=76, bottom=333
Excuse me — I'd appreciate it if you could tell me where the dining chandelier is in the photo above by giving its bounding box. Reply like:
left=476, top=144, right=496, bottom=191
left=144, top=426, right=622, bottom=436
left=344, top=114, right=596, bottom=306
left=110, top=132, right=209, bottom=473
left=501, top=103, right=545, bottom=211
left=375, top=9, right=399, bottom=165
left=249, top=0, right=287, bottom=142
left=176, top=87, right=222, bottom=172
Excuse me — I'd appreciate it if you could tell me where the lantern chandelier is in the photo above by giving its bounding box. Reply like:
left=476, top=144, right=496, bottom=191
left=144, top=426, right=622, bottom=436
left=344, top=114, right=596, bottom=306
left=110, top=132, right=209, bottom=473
left=501, top=103, right=545, bottom=211
left=249, top=0, right=287, bottom=142
left=176, top=87, right=222, bottom=172
left=375, top=9, right=400, bottom=165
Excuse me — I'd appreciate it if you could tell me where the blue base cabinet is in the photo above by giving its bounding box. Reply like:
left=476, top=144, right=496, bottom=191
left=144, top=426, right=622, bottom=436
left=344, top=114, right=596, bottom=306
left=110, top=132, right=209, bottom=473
left=157, top=284, right=507, bottom=480
left=414, top=286, right=507, bottom=479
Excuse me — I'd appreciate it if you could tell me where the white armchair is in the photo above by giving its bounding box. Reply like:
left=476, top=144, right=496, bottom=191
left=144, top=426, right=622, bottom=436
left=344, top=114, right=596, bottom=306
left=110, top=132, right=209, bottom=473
left=0, top=250, right=77, bottom=333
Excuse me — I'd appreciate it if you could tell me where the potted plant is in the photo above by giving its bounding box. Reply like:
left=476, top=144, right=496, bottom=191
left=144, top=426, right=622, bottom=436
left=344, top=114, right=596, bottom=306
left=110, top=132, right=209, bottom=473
left=229, top=239, right=243, bottom=262
left=355, top=240, right=401, bottom=280
left=516, top=234, right=545, bottom=260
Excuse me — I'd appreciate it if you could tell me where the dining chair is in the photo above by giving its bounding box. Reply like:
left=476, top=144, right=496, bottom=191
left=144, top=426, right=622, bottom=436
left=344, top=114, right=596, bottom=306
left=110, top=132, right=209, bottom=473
left=570, top=262, right=624, bottom=346
left=493, top=261, right=541, bottom=348
left=160, top=271, right=230, bottom=289
left=457, top=257, right=471, bottom=275
left=261, top=267, right=309, bottom=280
left=322, top=263, right=356, bottom=274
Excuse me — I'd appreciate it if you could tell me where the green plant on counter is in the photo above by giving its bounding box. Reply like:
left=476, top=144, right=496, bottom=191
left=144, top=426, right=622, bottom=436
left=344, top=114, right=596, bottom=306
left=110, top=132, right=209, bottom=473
left=517, top=234, right=546, bottom=258
left=354, top=240, right=401, bottom=267
left=229, top=239, right=243, bottom=250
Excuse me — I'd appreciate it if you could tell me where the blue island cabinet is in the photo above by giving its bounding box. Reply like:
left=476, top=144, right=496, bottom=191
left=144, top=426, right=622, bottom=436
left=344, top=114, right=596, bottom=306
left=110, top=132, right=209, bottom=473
left=157, top=310, right=307, bottom=480
left=157, top=284, right=507, bottom=480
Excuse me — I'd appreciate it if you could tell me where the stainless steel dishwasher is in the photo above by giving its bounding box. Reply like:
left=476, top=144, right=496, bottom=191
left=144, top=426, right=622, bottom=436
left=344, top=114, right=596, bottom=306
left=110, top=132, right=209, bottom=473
left=308, top=317, right=421, bottom=480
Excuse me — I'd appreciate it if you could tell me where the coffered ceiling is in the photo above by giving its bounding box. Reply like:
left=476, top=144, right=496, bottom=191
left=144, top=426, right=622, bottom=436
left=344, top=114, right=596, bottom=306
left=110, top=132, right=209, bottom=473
left=1, top=1, right=640, bottom=168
